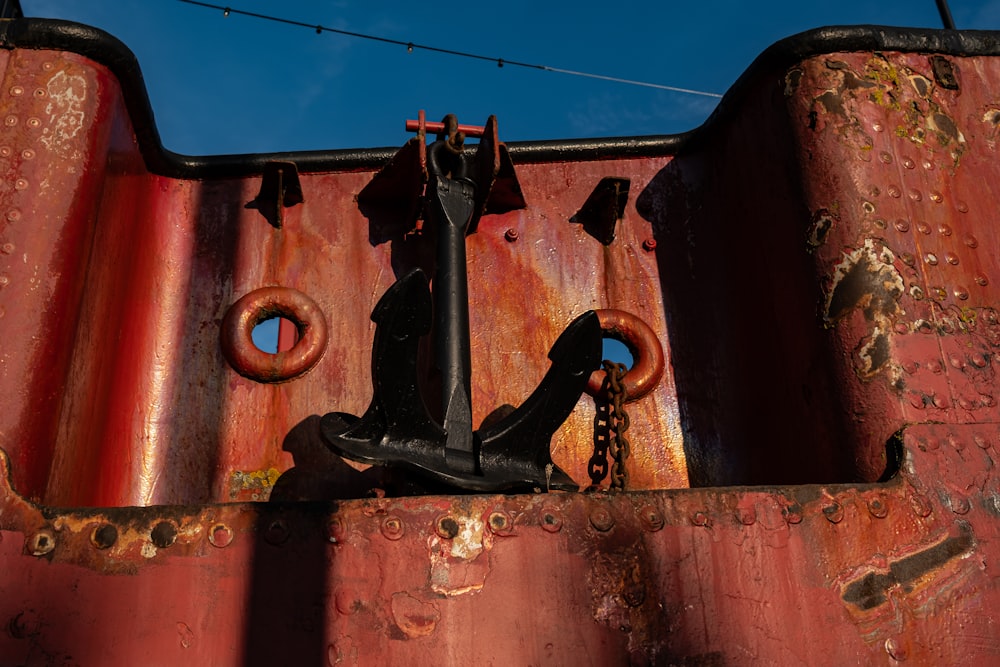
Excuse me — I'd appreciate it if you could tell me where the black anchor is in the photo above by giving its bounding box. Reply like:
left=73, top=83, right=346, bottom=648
left=321, top=117, right=601, bottom=493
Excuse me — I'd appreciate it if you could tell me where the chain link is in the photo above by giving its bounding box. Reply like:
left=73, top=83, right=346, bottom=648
left=604, top=361, right=631, bottom=490
left=589, top=361, right=631, bottom=490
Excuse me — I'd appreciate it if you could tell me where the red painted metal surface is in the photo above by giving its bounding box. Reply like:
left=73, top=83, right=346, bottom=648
left=0, top=18, right=999, bottom=665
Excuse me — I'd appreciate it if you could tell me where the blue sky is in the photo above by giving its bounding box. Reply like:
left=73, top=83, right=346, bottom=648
left=23, top=1, right=1000, bottom=155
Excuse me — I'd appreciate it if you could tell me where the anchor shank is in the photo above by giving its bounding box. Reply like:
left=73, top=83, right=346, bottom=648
left=431, top=176, right=477, bottom=473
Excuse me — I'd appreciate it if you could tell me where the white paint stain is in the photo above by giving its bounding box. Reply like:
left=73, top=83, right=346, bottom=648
left=41, top=70, right=86, bottom=157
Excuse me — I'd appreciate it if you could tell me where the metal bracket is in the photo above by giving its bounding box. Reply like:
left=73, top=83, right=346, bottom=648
left=571, top=177, right=631, bottom=245
left=246, top=161, right=304, bottom=229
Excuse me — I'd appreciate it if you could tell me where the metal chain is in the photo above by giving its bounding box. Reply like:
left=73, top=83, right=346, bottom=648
left=588, top=375, right=612, bottom=486
left=588, top=360, right=631, bottom=491
left=604, top=361, right=631, bottom=491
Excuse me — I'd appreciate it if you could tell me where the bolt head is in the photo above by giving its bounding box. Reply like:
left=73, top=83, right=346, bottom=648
left=91, top=523, right=118, bottom=550
left=590, top=507, right=615, bottom=532
left=435, top=515, right=459, bottom=539
left=488, top=511, right=512, bottom=535
left=381, top=515, right=404, bottom=540
left=540, top=509, right=562, bottom=533
left=639, top=505, right=664, bottom=532
left=209, top=524, right=233, bottom=548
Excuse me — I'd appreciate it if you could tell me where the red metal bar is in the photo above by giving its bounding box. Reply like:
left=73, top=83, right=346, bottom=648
left=405, top=118, right=486, bottom=137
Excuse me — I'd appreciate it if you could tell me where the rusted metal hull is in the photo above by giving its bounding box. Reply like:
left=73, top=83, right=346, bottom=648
left=0, top=19, right=999, bottom=665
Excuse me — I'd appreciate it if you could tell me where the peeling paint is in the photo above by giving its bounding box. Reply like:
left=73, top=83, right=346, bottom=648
left=825, top=239, right=905, bottom=380
left=390, top=592, right=440, bottom=638
left=41, top=70, right=86, bottom=158
left=228, top=468, right=280, bottom=501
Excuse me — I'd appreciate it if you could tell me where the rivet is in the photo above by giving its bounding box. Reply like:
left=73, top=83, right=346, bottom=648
left=948, top=493, right=970, bottom=515
left=32, top=88, right=45, bottom=98
left=916, top=221, right=931, bottom=234
left=151, top=521, right=178, bottom=548
left=29, top=530, right=55, bottom=556
left=885, top=637, right=908, bottom=661
left=902, top=361, right=918, bottom=374
left=8, top=86, right=22, bottom=96
left=949, top=356, right=966, bottom=370
left=893, top=219, right=909, bottom=232
left=435, top=515, right=459, bottom=539
left=25, top=118, right=39, bottom=129
left=42, top=62, right=53, bottom=71
left=974, top=434, right=991, bottom=449
left=957, top=201, right=969, bottom=213
left=1, top=243, right=13, bottom=254
left=209, top=524, right=233, bottom=548
left=902, top=157, right=915, bottom=169
left=867, top=496, right=888, bottom=519
left=735, top=507, right=756, bottom=526
left=900, top=252, right=915, bottom=267
left=911, top=285, right=925, bottom=300
left=639, top=506, right=664, bottom=532
left=924, top=253, right=938, bottom=266
left=929, top=191, right=943, bottom=203
left=691, top=512, right=710, bottom=527
left=783, top=506, right=802, bottom=525
left=947, top=435, right=964, bottom=451
left=932, top=286, right=947, bottom=301
left=540, top=509, right=562, bottom=533
left=642, top=238, right=657, bottom=252
left=91, top=523, right=118, bottom=550
left=879, top=151, right=893, bottom=164
left=928, top=359, right=942, bottom=373
left=908, top=189, right=922, bottom=202
left=503, top=228, right=519, bottom=242
left=908, top=393, right=926, bottom=409
left=4, top=115, right=16, bottom=127
left=5, top=209, right=19, bottom=222
left=955, top=287, right=969, bottom=301
left=975, top=275, right=989, bottom=286
left=894, top=322, right=909, bottom=335
left=14, top=179, right=27, bottom=191
left=590, top=507, right=615, bottom=532
left=874, top=218, right=887, bottom=229
left=872, top=121, right=884, bottom=132
left=945, top=252, right=959, bottom=265
left=380, top=515, right=404, bottom=540
left=823, top=502, right=844, bottom=523
left=922, top=160, right=934, bottom=171
left=887, top=185, right=901, bottom=198
left=909, top=494, right=932, bottom=518
left=932, top=395, right=949, bottom=409
left=263, top=519, right=288, bottom=545
left=488, top=511, right=512, bottom=536
left=958, top=397, right=975, bottom=410
left=964, top=234, right=979, bottom=248
left=0, top=274, right=9, bottom=287
left=984, top=394, right=998, bottom=407
left=0, top=146, right=11, bottom=158
left=21, top=148, right=34, bottom=160
left=938, top=223, right=952, bottom=236
left=327, top=517, right=345, bottom=544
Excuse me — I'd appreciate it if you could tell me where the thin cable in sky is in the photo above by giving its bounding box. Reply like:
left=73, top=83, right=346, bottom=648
left=175, top=0, right=724, bottom=99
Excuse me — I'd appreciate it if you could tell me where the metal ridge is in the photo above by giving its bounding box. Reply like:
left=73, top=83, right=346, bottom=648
left=2, top=18, right=999, bottom=177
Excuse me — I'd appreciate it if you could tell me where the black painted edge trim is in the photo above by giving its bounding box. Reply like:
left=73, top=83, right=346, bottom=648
left=2, top=18, right=999, bottom=178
